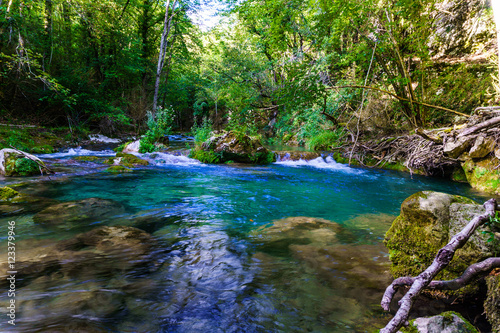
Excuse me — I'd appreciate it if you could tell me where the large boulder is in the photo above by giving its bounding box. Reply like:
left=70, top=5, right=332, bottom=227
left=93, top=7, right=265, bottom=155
left=33, top=197, right=125, bottom=229
left=385, top=191, right=494, bottom=296
left=193, top=131, right=275, bottom=164
left=443, top=137, right=473, bottom=159
left=469, top=135, right=497, bottom=159
left=0, top=148, right=49, bottom=177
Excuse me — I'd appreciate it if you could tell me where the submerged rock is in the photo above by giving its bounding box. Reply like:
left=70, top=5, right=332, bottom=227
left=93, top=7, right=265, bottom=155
left=401, top=311, right=479, bottom=333
left=252, top=216, right=342, bottom=252
left=33, top=197, right=125, bottom=228
left=385, top=191, right=494, bottom=297
left=0, top=186, right=58, bottom=216
left=192, top=130, right=275, bottom=164
left=106, top=165, right=133, bottom=173
left=0, top=226, right=159, bottom=285
left=0, top=148, right=49, bottom=176
left=106, top=152, right=149, bottom=168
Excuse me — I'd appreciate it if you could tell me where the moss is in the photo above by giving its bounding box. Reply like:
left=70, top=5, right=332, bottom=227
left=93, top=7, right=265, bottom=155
left=485, top=274, right=500, bottom=332
left=400, top=322, right=419, bottom=333
left=189, top=148, right=222, bottom=164
left=451, top=166, right=468, bottom=183
left=14, top=158, right=40, bottom=176
left=385, top=192, right=484, bottom=297
left=462, top=156, right=500, bottom=195
left=113, top=141, right=131, bottom=153
left=0, top=186, right=20, bottom=201
left=106, top=153, right=149, bottom=167
left=0, top=126, right=65, bottom=153
left=74, top=156, right=101, bottom=162
left=105, top=165, right=133, bottom=173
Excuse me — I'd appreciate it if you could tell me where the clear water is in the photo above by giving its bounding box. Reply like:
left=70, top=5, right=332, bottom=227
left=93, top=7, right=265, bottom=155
left=0, top=152, right=490, bottom=332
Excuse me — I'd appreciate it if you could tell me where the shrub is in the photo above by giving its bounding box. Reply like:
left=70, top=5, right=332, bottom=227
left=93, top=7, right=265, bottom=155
left=306, top=129, right=346, bottom=151
left=139, top=107, right=175, bottom=153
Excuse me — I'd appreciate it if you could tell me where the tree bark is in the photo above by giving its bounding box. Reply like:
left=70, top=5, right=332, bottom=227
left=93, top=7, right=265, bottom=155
left=380, top=198, right=498, bottom=333
left=152, top=0, right=177, bottom=114
left=457, top=116, right=500, bottom=138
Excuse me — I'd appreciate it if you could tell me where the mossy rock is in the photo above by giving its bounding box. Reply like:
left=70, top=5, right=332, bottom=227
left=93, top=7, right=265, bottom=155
left=485, top=273, right=500, bottom=332
left=385, top=191, right=492, bottom=297
left=194, top=131, right=275, bottom=164
left=74, top=156, right=101, bottom=162
left=462, top=155, right=500, bottom=195
left=0, top=186, right=21, bottom=201
left=0, top=148, right=48, bottom=177
left=106, top=165, right=133, bottom=173
left=106, top=153, right=149, bottom=167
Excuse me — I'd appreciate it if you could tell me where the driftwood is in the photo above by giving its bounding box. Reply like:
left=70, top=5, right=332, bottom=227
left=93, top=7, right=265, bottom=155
left=457, top=116, right=500, bottom=138
left=380, top=198, right=498, bottom=333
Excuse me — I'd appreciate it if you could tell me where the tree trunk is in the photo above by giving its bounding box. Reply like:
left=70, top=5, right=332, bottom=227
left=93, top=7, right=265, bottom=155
left=43, top=0, right=53, bottom=71
left=152, top=0, right=177, bottom=115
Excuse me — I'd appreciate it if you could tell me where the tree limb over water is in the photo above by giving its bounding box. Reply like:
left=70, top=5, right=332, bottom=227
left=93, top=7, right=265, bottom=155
left=380, top=198, right=498, bottom=333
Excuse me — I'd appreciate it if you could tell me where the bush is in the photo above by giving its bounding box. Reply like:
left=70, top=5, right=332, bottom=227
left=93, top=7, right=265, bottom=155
left=306, top=129, right=346, bottom=151
left=192, top=119, right=213, bottom=145
left=139, top=107, right=175, bottom=153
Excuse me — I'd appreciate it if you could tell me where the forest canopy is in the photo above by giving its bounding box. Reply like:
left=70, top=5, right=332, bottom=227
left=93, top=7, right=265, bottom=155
left=0, top=0, right=497, bottom=143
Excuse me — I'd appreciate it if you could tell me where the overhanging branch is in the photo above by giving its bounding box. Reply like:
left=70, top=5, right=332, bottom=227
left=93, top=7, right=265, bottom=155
left=328, top=85, right=470, bottom=118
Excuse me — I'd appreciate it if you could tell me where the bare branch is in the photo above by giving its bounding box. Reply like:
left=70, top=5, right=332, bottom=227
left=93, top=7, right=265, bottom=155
left=457, top=116, right=500, bottom=138
left=380, top=199, right=498, bottom=333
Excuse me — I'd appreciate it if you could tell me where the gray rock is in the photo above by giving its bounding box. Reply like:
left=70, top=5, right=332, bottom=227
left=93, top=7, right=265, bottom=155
left=469, top=135, right=496, bottom=159
left=33, top=197, right=125, bottom=228
left=443, top=136, right=473, bottom=159
left=401, top=312, right=479, bottom=333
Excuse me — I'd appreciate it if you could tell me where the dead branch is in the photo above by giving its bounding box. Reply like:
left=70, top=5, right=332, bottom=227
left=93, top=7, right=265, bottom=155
left=457, top=116, right=500, bottom=138
left=415, top=128, right=442, bottom=144
left=380, top=198, right=498, bottom=333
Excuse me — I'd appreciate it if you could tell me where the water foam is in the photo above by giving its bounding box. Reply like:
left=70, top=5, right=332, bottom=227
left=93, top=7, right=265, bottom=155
left=38, top=148, right=117, bottom=159
left=275, top=156, right=363, bottom=173
left=144, top=152, right=201, bottom=166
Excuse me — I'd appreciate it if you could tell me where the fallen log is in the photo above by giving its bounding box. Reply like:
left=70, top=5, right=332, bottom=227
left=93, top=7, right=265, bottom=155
left=457, top=116, right=500, bottom=138
left=380, top=198, right=498, bottom=333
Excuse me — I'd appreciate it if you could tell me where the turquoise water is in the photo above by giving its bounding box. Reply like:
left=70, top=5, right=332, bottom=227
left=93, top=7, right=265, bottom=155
left=0, top=152, right=490, bottom=332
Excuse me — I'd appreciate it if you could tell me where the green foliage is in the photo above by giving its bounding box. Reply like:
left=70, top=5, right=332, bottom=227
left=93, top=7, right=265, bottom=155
left=15, top=158, right=40, bottom=176
left=192, top=119, right=214, bottom=145
left=306, top=129, right=346, bottom=151
left=483, top=212, right=500, bottom=256
left=189, top=148, right=222, bottom=164
left=139, top=107, right=175, bottom=153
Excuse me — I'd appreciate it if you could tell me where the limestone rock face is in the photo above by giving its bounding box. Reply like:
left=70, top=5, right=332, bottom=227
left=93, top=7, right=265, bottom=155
left=199, top=131, right=275, bottom=164
left=0, top=148, right=48, bottom=177
left=461, top=155, right=500, bottom=195
left=385, top=191, right=493, bottom=296
left=401, top=312, right=479, bottom=333
left=469, top=135, right=496, bottom=159
left=33, top=197, right=125, bottom=228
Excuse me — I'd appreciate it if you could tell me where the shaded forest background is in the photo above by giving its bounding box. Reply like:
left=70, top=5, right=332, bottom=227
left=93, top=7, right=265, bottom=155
left=0, top=0, right=497, bottom=147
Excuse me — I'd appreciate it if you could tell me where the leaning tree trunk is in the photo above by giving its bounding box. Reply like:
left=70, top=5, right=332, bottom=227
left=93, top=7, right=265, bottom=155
left=152, top=0, right=177, bottom=115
